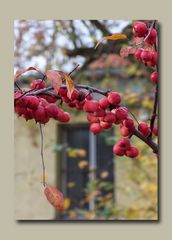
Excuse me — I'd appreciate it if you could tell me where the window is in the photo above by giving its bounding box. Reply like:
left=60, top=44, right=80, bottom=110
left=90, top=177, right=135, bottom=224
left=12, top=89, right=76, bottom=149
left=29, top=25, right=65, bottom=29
left=56, top=123, right=115, bottom=218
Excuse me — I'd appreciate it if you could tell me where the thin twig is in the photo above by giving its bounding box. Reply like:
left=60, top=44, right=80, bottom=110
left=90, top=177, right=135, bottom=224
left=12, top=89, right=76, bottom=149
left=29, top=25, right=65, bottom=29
left=68, top=64, right=80, bottom=76
left=14, top=82, right=22, bottom=92
left=21, top=84, right=108, bottom=97
left=39, top=124, right=46, bottom=187
left=128, top=110, right=139, bottom=124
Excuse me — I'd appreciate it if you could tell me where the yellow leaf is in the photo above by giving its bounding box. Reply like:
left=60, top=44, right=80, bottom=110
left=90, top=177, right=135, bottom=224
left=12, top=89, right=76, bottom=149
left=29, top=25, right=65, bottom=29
left=58, top=71, right=75, bottom=98
left=78, top=149, right=87, bottom=157
left=95, top=33, right=127, bottom=49
left=63, top=198, right=71, bottom=209
left=78, top=160, right=88, bottom=169
left=67, top=150, right=77, bottom=158
left=67, top=181, right=75, bottom=188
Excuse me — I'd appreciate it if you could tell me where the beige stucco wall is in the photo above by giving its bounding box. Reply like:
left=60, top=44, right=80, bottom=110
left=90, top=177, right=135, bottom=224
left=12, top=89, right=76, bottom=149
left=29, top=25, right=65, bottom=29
left=14, top=116, right=57, bottom=220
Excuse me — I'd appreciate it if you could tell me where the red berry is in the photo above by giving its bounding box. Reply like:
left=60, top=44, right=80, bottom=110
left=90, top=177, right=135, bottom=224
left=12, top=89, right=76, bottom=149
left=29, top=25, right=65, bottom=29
left=83, top=100, right=99, bottom=112
left=115, top=107, right=128, bottom=120
left=150, top=72, right=158, bottom=84
left=14, top=91, right=22, bottom=100
left=118, top=138, right=131, bottom=151
left=45, top=103, right=59, bottom=118
left=39, top=115, right=50, bottom=124
left=23, top=108, right=34, bottom=121
left=107, top=92, right=121, bottom=105
left=86, top=95, right=93, bottom=100
left=58, top=111, right=70, bottom=122
left=153, top=127, right=158, bottom=136
left=100, top=121, right=112, bottom=129
left=39, top=97, right=48, bottom=107
left=40, top=94, right=57, bottom=103
left=90, top=123, right=102, bottom=134
left=133, top=21, right=148, bottom=37
left=16, top=95, right=29, bottom=107
left=152, top=51, right=158, bottom=65
left=14, top=106, right=26, bottom=116
left=58, top=87, right=67, bottom=97
left=61, top=96, right=70, bottom=104
left=113, top=144, right=125, bottom=156
left=87, top=113, right=99, bottom=123
left=134, top=48, right=143, bottom=60
left=145, top=28, right=157, bottom=45
left=93, top=107, right=106, bottom=117
left=104, top=112, right=116, bottom=123
left=99, top=98, right=110, bottom=109
left=123, top=118, right=135, bottom=130
left=30, top=79, right=46, bottom=90
left=126, top=146, right=139, bottom=158
left=147, top=60, right=156, bottom=67
left=120, top=125, right=130, bottom=137
left=75, top=101, right=85, bottom=110
left=27, top=96, right=39, bottom=110
left=138, top=122, right=151, bottom=137
left=141, top=50, right=152, bottom=62
left=67, top=89, right=79, bottom=100
left=33, top=105, right=46, bottom=122
left=68, top=102, right=76, bottom=108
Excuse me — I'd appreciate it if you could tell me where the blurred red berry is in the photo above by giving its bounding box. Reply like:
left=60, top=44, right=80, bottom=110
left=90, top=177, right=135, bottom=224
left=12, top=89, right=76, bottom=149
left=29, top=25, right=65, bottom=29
left=90, top=123, right=102, bottom=134
left=133, top=21, right=148, bottom=37
left=83, top=100, right=99, bottom=112
left=126, top=146, right=139, bottom=158
left=113, top=144, right=125, bottom=156
left=27, top=96, right=39, bottom=110
left=107, top=92, right=121, bottom=105
left=134, top=48, right=143, bottom=60
left=99, top=98, right=110, bottom=109
left=150, top=72, right=158, bottom=84
left=138, top=122, right=151, bottom=137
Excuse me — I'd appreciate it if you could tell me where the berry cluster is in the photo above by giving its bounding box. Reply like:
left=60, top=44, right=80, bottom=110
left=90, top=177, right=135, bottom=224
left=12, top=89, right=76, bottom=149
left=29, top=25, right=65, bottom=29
left=14, top=79, right=70, bottom=124
left=133, top=21, right=158, bottom=84
left=81, top=92, right=140, bottom=158
left=113, top=138, right=139, bottom=158
left=134, top=48, right=158, bottom=68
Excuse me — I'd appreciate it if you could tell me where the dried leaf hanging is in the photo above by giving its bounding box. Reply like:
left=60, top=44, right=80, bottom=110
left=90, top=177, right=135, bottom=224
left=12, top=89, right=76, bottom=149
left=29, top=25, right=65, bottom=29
left=44, top=184, right=64, bottom=212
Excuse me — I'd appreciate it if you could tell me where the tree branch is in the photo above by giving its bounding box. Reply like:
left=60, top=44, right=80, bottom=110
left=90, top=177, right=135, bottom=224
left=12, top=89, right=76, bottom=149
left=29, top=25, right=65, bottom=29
left=133, top=129, right=158, bottom=153
left=90, top=20, right=111, bottom=35
left=15, top=83, right=158, bottom=154
left=24, top=84, right=109, bottom=97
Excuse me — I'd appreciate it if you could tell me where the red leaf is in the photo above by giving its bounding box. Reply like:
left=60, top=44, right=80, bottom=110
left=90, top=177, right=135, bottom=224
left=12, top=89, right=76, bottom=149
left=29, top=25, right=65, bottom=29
left=14, top=67, right=43, bottom=81
left=46, top=70, right=62, bottom=94
left=44, top=184, right=64, bottom=212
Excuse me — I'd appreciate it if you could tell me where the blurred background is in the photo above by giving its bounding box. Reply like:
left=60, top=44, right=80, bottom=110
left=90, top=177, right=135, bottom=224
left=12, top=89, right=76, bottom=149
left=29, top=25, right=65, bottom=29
left=14, top=20, right=158, bottom=220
